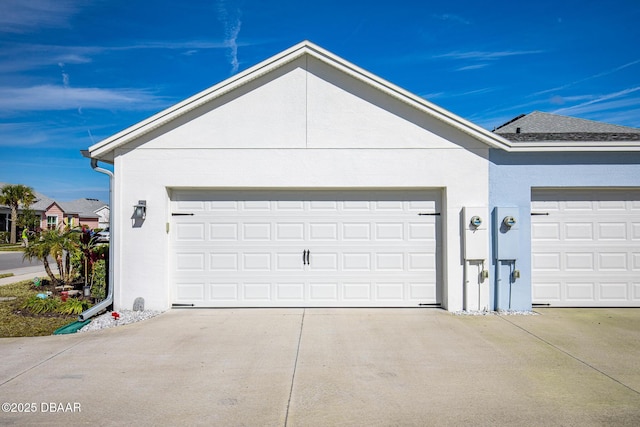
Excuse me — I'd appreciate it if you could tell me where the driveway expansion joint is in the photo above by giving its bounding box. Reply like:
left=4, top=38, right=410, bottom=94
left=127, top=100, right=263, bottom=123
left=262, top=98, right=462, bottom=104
left=284, top=308, right=305, bottom=427
left=498, top=315, right=640, bottom=396
left=0, top=338, right=86, bottom=388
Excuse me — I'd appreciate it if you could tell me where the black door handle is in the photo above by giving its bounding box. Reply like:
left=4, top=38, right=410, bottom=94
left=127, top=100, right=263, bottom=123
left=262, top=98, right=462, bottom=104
left=306, top=250, right=310, bottom=266
left=303, top=250, right=307, bottom=265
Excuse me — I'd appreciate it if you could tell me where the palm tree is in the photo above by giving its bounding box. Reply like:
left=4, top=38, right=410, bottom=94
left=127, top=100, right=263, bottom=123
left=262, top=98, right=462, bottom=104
left=0, top=184, right=35, bottom=244
left=23, top=228, right=80, bottom=287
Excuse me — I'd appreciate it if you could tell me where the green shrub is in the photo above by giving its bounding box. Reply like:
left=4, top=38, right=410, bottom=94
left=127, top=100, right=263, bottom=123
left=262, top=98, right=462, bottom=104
left=21, top=295, right=60, bottom=314
left=57, top=298, right=91, bottom=315
left=91, top=259, right=106, bottom=300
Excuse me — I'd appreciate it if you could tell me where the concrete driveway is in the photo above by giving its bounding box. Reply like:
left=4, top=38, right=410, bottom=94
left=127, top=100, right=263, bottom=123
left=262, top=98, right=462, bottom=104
left=1, top=308, right=639, bottom=426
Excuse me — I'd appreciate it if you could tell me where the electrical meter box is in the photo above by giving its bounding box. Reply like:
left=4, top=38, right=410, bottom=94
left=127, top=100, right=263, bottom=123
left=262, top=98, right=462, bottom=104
left=463, top=207, right=488, bottom=260
left=494, top=207, right=519, bottom=260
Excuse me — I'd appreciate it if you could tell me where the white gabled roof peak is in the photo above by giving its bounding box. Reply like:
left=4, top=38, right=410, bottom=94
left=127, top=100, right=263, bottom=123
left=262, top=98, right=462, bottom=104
left=85, top=41, right=536, bottom=160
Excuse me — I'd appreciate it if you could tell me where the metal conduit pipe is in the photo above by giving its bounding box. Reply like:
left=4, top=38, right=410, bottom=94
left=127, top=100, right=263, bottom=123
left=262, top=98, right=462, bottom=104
left=78, top=157, right=114, bottom=321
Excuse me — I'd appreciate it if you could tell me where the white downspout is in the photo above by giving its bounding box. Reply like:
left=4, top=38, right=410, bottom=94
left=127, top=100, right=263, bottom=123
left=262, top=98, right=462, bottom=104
left=78, top=155, right=114, bottom=321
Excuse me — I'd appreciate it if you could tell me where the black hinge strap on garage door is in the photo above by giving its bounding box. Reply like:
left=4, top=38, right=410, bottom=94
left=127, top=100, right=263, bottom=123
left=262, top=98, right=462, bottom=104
left=418, top=212, right=440, bottom=216
left=531, top=212, right=549, bottom=216
left=171, top=213, right=194, bottom=216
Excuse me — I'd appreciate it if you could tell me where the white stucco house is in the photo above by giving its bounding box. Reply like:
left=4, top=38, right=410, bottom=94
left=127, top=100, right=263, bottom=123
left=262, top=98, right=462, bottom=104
left=84, top=41, right=640, bottom=313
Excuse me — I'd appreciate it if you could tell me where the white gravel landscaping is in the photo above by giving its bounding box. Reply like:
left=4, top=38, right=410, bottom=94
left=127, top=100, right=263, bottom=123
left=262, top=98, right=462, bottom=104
left=453, top=310, right=539, bottom=316
left=79, top=310, right=164, bottom=332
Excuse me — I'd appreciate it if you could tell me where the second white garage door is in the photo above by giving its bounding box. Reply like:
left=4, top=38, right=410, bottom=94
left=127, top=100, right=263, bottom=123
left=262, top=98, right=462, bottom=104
left=170, top=190, right=441, bottom=307
left=531, top=189, right=640, bottom=307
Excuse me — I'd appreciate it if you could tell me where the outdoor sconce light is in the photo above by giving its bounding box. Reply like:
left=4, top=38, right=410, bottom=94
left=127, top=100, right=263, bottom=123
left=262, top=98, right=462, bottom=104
left=133, top=200, right=147, bottom=220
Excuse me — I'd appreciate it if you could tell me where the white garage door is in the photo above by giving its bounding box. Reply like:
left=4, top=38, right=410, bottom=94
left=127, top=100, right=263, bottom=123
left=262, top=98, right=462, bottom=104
left=170, top=190, right=441, bottom=307
left=531, top=189, right=640, bottom=307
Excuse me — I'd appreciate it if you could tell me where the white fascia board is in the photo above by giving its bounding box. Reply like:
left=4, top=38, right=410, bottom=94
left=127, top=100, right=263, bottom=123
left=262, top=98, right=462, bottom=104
left=504, top=141, right=640, bottom=152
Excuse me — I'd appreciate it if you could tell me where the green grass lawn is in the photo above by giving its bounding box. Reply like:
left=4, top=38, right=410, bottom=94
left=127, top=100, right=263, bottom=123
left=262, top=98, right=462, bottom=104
left=0, top=244, right=24, bottom=252
left=0, top=280, right=77, bottom=337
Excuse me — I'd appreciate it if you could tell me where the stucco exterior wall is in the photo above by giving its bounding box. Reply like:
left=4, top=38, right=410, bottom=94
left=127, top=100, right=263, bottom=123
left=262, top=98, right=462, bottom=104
left=99, top=48, right=495, bottom=312
left=489, top=150, right=640, bottom=310
left=112, top=147, right=488, bottom=312
left=107, top=57, right=492, bottom=312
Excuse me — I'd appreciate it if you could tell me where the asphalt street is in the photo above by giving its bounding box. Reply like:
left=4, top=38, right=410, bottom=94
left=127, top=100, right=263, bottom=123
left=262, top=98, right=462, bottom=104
left=0, top=251, right=42, bottom=271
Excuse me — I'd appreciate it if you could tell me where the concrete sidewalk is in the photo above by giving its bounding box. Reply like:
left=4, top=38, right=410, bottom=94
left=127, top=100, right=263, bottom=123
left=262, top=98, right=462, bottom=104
left=1, top=308, right=639, bottom=426
left=0, top=265, right=48, bottom=286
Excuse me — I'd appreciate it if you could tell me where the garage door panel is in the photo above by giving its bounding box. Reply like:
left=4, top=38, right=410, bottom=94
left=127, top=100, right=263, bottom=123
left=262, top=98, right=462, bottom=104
left=276, top=253, right=305, bottom=271
left=309, top=282, right=339, bottom=301
left=244, top=283, right=271, bottom=300
left=565, top=253, right=594, bottom=271
left=171, top=190, right=440, bottom=307
left=532, top=189, right=640, bottom=307
left=210, top=253, right=238, bottom=271
left=210, top=283, right=238, bottom=300
left=176, top=223, right=206, bottom=241
left=210, top=223, right=238, bottom=240
left=599, top=252, right=628, bottom=270
left=598, top=222, right=627, bottom=240
left=308, top=252, right=339, bottom=271
left=600, top=283, right=629, bottom=301
left=410, top=282, right=437, bottom=300
left=564, top=223, right=593, bottom=240
left=532, top=252, right=561, bottom=271
left=175, top=283, right=206, bottom=301
left=276, top=283, right=305, bottom=300
left=565, top=282, right=595, bottom=301
left=276, top=223, right=305, bottom=240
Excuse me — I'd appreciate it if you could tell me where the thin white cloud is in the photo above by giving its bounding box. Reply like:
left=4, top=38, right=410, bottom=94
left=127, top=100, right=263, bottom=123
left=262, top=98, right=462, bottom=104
left=0, top=40, right=250, bottom=73
left=0, top=0, right=81, bottom=33
left=456, top=63, right=488, bottom=71
left=552, top=87, right=640, bottom=115
left=216, top=0, right=243, bottom=74
left=434, top=50, right=544, bottom=61
left=421, top=87, right=496, bottom=100
left=0, top=85, right=168, bottom=113
left=533, top=59, right=640, bottom=96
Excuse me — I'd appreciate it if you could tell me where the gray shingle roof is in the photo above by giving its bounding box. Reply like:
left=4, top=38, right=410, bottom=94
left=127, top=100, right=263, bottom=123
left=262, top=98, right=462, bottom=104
left=60, top=198, right=108, bottom=218
left=495, top=111, right=640, bottom=134
left=0, top=183, right=107, bottom=216
left=494, top=111, right=640, bottom=142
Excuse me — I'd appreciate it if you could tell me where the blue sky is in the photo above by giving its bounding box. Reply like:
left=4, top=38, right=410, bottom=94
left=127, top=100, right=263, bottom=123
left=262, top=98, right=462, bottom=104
left=1, top=0, right=639, bottom=202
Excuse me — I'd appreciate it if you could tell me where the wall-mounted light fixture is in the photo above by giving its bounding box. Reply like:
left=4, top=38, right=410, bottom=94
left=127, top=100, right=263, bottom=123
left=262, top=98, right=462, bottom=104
left=133, top=200, right=147, bottom=220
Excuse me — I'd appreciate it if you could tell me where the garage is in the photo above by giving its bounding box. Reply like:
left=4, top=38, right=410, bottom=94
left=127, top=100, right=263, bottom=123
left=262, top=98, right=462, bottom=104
left=531, top=189, right=640, bottom=307
left=171, top=189, right=441, bottom=307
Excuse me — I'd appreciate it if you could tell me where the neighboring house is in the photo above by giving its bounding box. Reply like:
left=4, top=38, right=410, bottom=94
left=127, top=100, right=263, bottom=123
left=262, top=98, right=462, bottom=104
left=83, top=41, right=640, bottom=313
left=0, top=183, right=109, bottom=233
left=491, top=112, right=640, bottom=309
left=60, top=198, right=110, bottom=229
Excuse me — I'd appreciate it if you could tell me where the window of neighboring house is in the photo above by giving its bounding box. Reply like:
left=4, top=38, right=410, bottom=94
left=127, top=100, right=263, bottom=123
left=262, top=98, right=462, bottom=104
left=47, top=215, right=58, bottom=230
left=0, top=213, right=8, bottom=232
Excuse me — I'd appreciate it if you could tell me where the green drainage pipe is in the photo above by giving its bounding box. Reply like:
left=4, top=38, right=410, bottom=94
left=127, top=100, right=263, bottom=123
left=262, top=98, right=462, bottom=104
left=53, top=319, right=91, bottom=335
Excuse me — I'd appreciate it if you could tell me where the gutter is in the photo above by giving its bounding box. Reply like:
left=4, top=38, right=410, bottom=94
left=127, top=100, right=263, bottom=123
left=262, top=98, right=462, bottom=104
left=78, top=152, right=114, bottom=321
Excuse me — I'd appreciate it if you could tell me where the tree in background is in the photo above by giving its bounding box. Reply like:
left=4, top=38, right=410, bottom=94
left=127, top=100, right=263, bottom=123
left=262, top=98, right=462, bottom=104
left=17, top=207, right=40, bottom=232
left=0, top=184, right=35, bottom=244
left=23, top=228, right=81, bottom=287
